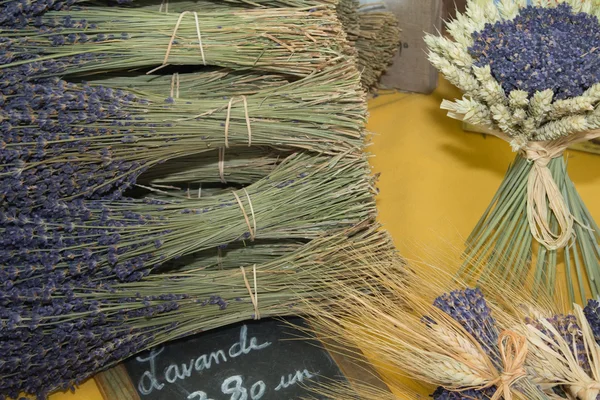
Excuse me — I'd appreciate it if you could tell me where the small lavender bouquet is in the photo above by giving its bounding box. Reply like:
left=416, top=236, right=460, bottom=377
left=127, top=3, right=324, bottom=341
left=303, top=254, right=600, bottom=400
left=424, top=0, right=600, bottom=303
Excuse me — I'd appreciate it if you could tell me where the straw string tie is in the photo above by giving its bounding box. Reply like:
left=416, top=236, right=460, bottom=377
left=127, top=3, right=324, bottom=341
left=241, top=265, right=260, bottom=320
left=224, top=95, right=253, bottom=148
left=517, top=129, right=600, bottom=250
left=489, top=331, right=528, bottom=400
left=218, top=147, right=227, bottom=184
left=447, top=112, right=600, bottom=250
left=521, top=141, right=574, bottom=251
left=148, top=11, right=206, bottom=74
left=232, top=188, right=256, bottom=241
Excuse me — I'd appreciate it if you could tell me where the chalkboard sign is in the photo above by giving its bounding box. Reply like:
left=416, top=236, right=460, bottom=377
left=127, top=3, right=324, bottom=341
left=95, top=318, right=389, bottom=400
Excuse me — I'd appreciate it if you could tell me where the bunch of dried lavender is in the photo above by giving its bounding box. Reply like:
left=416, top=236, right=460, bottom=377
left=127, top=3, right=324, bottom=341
left=0, top=225, right=394, bottom=399
left=2, top=153, right=376, bottom=285
left=0, top=62, right=366, bottom=205
left=0, top=6, right=350, bottom=78
left=137, top=146, right=287, bottom=188
left=135, top=0, right=337, bottom=12
left=85, top=69, right=290, bottom=99
left=355, top=11, right=401, bottom=90
left=0, top=3, right=386, bottom=399
left=425, top=0, right=600, bottom=303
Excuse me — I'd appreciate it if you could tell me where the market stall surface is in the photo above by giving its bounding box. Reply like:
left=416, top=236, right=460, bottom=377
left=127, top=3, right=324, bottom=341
left=49, top=78, right=600, bottom=400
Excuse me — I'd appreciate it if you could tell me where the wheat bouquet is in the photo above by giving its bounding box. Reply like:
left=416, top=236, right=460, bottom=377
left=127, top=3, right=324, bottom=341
left=303, top=252, right=600, bottom=400
left=425, top=0, right=600, bottom=303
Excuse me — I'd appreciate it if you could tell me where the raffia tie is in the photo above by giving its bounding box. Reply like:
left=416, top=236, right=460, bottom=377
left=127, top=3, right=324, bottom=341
left=218, top=147, right=227, bottom=184
left=147, top=11, right=206, bottom=74
left=232, top=188, right=256, bottom=241
left=488, top=331, right=528, bottom=400
left=170, top=72, right=179, bottom=99
left=159, top=0, right=168, bottom=13
left=240, top=265, right=260, bottom=320
left=224, top=95, right=252, bottom=148
left=481, top=129, right=600, bottom=251
left=572, top=382, right=600, bottom=399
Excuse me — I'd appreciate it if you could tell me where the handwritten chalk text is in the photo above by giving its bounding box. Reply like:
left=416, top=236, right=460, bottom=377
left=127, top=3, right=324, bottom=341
left=274, top=369, right=316, bottom=391
left=137, top=325, right=271, bottom=396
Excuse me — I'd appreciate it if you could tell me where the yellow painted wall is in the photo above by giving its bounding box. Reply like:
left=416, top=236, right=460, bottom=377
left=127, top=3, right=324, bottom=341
left=48, top=78, right=600, bottom=400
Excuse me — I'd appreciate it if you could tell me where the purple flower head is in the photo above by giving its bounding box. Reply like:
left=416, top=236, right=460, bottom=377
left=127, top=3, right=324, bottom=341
left=432, top=386, right=497, bottom=400
left=469, top=4, right=600, bottom=99
left=432, top=288, right=499, bottom=360
left=0, top=70, right=154, bottom=205
left=527, top=313, right=591, bottom=374
left=584, top=298, right=600, bottom=344
left=0, top=0, right=132, bottom=28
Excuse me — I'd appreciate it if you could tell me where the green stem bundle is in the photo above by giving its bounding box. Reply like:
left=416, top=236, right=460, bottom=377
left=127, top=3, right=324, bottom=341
left=132, top=0, right=338, bottom=12
left=14, top=153, right=377, bottom=280
left=63, top=225, right=395, bottom=346
left=86, top=68, right=291, bottom=99
left=138, top=146, right=287, bottom=187
left=3, top=6, right=351, bottom=77
left=460, top=154, right=600, bottom=304
left=355, top=11, right=401, bottom=90
left=158, top=238, right=306, bottom=272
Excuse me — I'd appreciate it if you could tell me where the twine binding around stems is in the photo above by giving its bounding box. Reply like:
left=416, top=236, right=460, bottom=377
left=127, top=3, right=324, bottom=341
left=233, top=188, right=257, bottom=241
left=159, top=0, right=168, bottom=13
left=225, top=95, right=253, bottom=148
left=486, top=331, right=528, bottom=400
left=241, top=265, right=260, bottom=320
left=447, top=105, right=600, bottom=251
left=494, top=129, right=600, bottom=251
left=170, top=72, right=179, bottom=99
left=217, top=246, right=223, bottom=269
left=218, top=147, right=227, bottom=184
left=147, top=11, right=206, bottom=74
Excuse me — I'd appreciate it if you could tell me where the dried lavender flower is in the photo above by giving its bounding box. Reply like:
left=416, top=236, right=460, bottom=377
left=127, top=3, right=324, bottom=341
left=432, top=386, right=497, bottom=400
left=0, top=7, right=349, bottom=78
left=1, top=153, right=375, bottom=286
left=469, top=4, right=600, bottom=100
left=583, top=298, right=600, bottom=344
left=433, top=288, right=499, bottom=360
left=526, top=313, right=592, bottom=375
left=0, top=225, right=393, bottom=399
left=0, top=0, right=131, bottom=28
